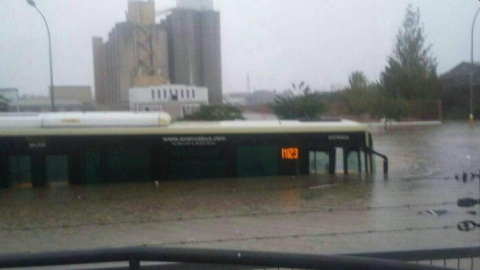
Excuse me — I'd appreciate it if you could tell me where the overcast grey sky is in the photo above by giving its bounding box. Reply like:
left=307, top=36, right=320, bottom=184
left=0, top=0, right=479, bottom=96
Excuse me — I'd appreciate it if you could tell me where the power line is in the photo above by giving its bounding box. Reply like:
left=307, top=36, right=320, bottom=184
left=158, top=225, right=457, bottom=246
left=0, top=201, right=455, bottom=232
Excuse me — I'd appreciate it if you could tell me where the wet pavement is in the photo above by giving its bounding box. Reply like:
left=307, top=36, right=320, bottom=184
left=0, top=121, right=479, bottom=255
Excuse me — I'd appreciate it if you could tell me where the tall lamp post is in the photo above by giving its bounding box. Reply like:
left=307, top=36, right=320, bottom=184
left=470, top=8, right=480, bottom=128
left=27, top=0, right=56, bottom=112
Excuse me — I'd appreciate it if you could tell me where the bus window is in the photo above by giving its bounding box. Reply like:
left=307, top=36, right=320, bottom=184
left=309, top=151, right=329, bottom=174
left=237, top=146, right=278, bottom=178
left=47, top=155, right=68, bottom=185
left=0, top=156, right=9, bottom=188
left=10, top=155, right=31, bottom=187
left=171, top=147, right=226, bottom=180
left=107, top=149, right=152, bottom=183
left=335, top=147, right=344, bottom=174
left=309, top=152, right=315, bottom=174
left=85, top=151, right=102, bottom=184
left=347, top=150, right=360, bottom=174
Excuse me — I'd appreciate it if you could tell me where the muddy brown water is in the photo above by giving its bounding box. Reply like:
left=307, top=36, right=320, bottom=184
left=0, top=122, right=479, bottom=256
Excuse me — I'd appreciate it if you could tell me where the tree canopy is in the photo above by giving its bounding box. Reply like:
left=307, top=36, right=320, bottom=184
left=182, top=105, right=245, bottom=121
left=381, top=5, right=441, bottom=100
left=345, top=71, right=377, bottom=115
left=349, top=71, right=368, bottom=90
left=270, top=82, right=326, bottom=120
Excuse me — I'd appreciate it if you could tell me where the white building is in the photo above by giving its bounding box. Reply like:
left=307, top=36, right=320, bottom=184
left=129, top=85, right=208, bottom=119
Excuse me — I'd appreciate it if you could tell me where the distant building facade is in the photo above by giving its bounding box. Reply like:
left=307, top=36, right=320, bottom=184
left=93, top=0, right=222, bottom=108
left=93, top=0, right=169, bottom=106
left=246, top=90, right=277, bottom=105
left=92, top=37, right=107, bottom=105
left=165, top=0, right=222, bottom=105
left=0, top=88, right=20, bottom=112
left=129, top=85, right=208, bottom=118
left=177, top=0, right=213, bottom=11
left=223, top=92, right=249, bottom=106
left=224, top=90, right=292, bottom=106
left=53, top=86, right=93, bottom=106
left=441, top=62, right=480, bottom=119
left=441, top=62, right=480, bottom=86
left=16, top=86, right=94, bottom=112
left=17, top=99, right=87, bottom=112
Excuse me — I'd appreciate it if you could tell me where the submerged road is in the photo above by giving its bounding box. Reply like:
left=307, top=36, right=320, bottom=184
left=0, top=122, right=479, bottom=256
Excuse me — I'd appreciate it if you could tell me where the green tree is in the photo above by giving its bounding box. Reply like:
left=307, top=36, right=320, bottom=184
left=270, top=82, right=326, bottom=119
left=182, top=105, right=245, bottom=121
left=381, top=5, right=441, bottom=100
left=370, top=85, right=408, bottom=130
left=345, top=71, right=376, bottom=115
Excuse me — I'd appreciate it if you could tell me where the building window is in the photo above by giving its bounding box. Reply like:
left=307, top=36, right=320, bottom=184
left=171, top=90, right=178, bottom=101
left=142, top=105, right=162, bottom=112
left=164, top=90, right=167, bottom=99
left=181, top=89, right=184, bottom=99
left=192, top=89, right=195, bottom=99
left=182, top=104, right=201, bottom=117
left=151, top=89, right=155, bottom=99
left=157, top=89, right=161, bottom=100
left=186, top=89, right=190, bottom=99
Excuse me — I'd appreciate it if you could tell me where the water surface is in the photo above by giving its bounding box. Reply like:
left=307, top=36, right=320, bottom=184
left=0, top=122, right=479, bottom=254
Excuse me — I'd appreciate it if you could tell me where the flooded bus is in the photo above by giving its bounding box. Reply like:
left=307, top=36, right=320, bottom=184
left=0, top=113, right=387, bottom=188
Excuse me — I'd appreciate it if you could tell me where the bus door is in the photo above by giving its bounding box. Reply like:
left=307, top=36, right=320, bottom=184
left=308, top=149, right=333, bottom=175
left=343, top=147, right=367, bottom=174
left=309, top=148, right=367, bottom=175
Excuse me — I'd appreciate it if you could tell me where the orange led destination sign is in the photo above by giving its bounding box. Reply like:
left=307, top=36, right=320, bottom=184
left=282, top=147, right=299, bottom=160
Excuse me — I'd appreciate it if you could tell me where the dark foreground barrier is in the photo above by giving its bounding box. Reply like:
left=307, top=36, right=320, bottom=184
left=0, top=246, right=468, bottom=270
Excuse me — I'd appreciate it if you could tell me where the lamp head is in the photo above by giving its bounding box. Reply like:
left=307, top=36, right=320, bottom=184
left=27, top=0, right=36, bottom=7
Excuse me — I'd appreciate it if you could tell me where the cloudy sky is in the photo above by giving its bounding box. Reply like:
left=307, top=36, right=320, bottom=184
left=0, top=0, right=479, bottom=96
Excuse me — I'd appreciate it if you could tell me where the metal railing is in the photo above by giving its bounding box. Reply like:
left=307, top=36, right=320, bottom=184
left=365, top=147, right=389, bottom=174
left=350, top=246, right=480, bottom=270
left=0, top=246, right=467, bottom=270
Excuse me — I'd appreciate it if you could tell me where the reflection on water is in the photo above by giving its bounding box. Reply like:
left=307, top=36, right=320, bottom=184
left=0, top=122, right=479, bottom=254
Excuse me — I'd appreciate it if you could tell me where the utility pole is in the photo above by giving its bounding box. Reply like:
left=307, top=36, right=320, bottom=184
left=27, top=0, right=56, bottom=112
left=470, top=8, right=480, bottom=128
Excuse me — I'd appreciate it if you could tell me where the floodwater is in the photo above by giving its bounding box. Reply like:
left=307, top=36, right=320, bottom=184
left=0, top=122, right=479, bottom=257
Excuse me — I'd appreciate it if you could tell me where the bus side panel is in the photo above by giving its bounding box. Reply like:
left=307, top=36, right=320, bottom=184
left=0, top=155, right=9, bottom=188
left=237, top=145, right=279, bottom=178
left=0, top=130, right=371, bottom=188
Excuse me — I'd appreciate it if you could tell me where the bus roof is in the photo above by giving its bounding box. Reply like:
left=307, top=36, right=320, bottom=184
left=0, top=119, right=368, bottom=137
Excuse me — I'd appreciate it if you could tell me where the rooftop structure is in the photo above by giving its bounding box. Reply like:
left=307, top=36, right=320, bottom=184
left=93, top=0, right=222, bottom=107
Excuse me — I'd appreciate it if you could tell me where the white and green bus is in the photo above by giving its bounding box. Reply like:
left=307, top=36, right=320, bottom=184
left=0, top=113, right=387, bottom=188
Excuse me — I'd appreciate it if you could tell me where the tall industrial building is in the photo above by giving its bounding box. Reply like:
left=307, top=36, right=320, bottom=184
left=93, top=0, right=222, bottom=107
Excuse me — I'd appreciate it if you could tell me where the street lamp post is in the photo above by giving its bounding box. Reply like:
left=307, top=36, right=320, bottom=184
left=470, top=8, right=480, bottom=128
left=27, top=0, right=56, bottom=112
